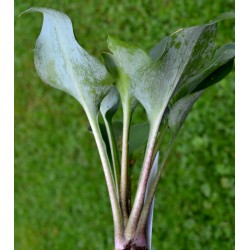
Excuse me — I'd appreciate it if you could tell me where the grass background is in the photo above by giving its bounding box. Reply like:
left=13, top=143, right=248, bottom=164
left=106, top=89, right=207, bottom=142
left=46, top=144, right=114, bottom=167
left=15, top=0, right=235, bottom=249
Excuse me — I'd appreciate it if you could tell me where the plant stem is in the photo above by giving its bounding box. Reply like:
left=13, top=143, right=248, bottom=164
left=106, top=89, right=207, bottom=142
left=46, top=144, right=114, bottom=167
left=125, top=120, right=160, bottom=239
left=104, top=117, right=121, bottom=198
left=152, top=122, right=169, bottom=161
left=120, top=103, right=131, bottom=225
left=135, top=138, right=174, bottom=235
left=87, top=111, right=124, bottom=242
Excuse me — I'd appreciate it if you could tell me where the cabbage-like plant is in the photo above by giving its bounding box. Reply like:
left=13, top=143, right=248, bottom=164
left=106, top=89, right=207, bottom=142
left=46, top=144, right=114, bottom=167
left=23, top=8, right=234, bottom=250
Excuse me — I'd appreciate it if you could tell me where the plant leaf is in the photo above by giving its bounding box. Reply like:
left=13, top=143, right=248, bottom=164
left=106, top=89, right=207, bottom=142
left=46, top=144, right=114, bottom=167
left=100, top=87, right=120, bottom=120
left=134, top=13, right=234, bottom=126
left=149, top=12, right=234, bottom=62
left=112, top=121, right=124, bottom=149
left=24, top=7, right=112, bottom=116
left=192, top=43, right=235, bottom=92
left=149, top=36, right=169, bottom=61
left=209, top=12, right=235, bottom=23
left=102, top=52, right=119, bottom=79
left=129, top=122, right=150, bottom=153
left=168, top=91, right=203, bottom=136
left=106, top=35, right=152, bottom=110
left=172, top=43, right=235, bottom=101
left=133, top=23, right=217, bottom=124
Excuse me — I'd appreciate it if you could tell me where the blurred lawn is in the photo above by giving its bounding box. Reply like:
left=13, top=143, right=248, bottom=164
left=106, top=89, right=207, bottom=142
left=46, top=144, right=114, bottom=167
left=15, top=0, right=235, bottom=249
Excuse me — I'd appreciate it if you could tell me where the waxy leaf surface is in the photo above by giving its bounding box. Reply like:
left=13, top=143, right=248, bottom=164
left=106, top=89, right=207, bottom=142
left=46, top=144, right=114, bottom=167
left=100, top=87, right=120, bottom=120
left=25, top=7, right=111, bottom=116
left=148, top=12, right=234, bottom=119
left=133, top=23, right=217, bottom=124
left=106, top=36, right=152, bottom=109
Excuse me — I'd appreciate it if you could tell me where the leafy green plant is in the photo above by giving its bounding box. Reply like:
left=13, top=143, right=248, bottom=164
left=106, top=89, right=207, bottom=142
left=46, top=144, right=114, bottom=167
left=22, top=7, right=234, bottom=250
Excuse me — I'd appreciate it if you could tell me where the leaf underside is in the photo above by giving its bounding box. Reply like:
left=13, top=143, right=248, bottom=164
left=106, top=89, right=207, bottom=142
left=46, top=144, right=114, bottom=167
left=25, top=7, right=112, bottom=116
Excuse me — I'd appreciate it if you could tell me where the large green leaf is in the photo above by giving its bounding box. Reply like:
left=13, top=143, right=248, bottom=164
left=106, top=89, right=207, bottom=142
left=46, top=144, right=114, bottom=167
left=23, top=7, right=112, bottom=116
left=134, top=13, right=234, bottom=127
left=104, top=36, right=152, bottom=110
left=133, top=23, right=217, bottom=124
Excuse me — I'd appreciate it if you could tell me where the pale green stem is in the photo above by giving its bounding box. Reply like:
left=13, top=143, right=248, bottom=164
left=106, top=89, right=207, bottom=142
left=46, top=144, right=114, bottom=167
left=135, top=137, right=174, bottom=235
left=103, top=117, right=121, bottom=199
left=87, top=111, right=124, bottom=241
left=120, top=103, right=131, bottom=225
left=125, top=118, right=161, bottom=239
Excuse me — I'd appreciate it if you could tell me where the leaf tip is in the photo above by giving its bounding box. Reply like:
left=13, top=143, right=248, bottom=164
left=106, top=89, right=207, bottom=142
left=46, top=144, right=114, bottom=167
left=18, top=7, right=35, bottom=18
left=107, top=34, right=119, bottom=50
left=18, top=7, right=54, bottom=18
left=210, top=12, right=235, bottom=24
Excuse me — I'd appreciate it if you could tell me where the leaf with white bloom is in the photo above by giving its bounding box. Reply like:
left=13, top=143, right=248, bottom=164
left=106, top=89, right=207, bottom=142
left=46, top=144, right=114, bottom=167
left=134, top=23, right=218, bottom=124
left=148, top=12, right=234, bottom=111
left=105, top=36, right=152, bottom=110
left=149, top=12, right=234, bottom=63
left=23, top=7, right=112, bottom=116
left=134, top=13, right=234, bottom=130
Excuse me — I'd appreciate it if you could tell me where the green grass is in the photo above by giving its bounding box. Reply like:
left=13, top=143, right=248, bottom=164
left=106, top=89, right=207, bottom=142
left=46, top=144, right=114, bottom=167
left=15, top=0, right=234, bottom=249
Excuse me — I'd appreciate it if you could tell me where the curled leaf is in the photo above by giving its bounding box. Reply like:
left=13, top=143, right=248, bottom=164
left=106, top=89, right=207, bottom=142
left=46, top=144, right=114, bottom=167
left=24, top=7, right=112, bottom=116
left=100, top=87, right=120, bottom=120
left=105, top=35, right=152, bottom=110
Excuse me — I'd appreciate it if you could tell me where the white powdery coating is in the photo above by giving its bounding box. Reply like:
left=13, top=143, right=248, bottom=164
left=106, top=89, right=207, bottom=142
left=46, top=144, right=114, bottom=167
left=33, top=8, right=110, bottom=114
left=132, top=24, right=217, bottom=123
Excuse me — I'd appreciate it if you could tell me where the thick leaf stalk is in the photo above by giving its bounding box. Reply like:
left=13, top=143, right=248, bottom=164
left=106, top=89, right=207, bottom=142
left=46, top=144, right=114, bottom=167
left=120, top=105, right=132, bottom=224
